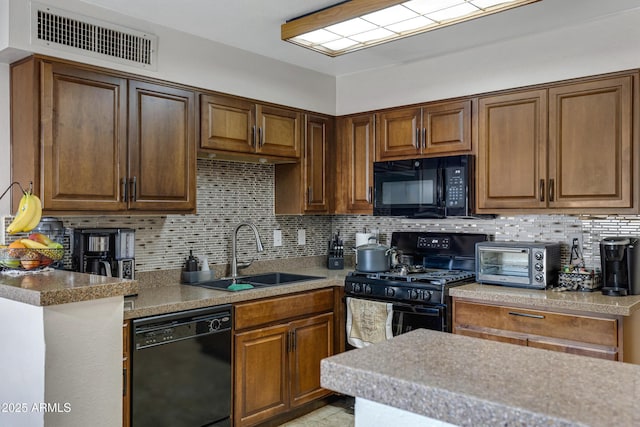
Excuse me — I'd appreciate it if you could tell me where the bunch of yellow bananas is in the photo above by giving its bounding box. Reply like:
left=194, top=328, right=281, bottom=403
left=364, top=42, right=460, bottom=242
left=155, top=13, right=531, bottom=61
left=6, top=191, right=42, bottom=235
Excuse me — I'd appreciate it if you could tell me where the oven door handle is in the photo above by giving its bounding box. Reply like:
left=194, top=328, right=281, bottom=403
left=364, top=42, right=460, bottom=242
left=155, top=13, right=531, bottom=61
left=392, top=303, right=443, bottom=316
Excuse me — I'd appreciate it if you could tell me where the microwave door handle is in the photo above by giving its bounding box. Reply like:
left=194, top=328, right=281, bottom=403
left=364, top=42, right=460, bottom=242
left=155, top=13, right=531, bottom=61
left=438, top=168, right=445, bottom=208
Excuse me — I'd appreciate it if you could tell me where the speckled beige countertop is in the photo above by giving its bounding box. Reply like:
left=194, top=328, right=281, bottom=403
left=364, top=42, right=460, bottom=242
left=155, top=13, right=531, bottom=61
left=450, top=283, right=640, bottom=316
left=124, top=263, right=349, bottom=319
left=321, top=329, right=640, bottom=427
left=0, top=269, right=137, bottom=306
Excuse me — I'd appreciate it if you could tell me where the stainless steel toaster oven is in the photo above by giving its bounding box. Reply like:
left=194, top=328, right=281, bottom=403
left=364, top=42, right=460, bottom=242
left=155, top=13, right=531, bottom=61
left=475, top=242, right=561, bottom=289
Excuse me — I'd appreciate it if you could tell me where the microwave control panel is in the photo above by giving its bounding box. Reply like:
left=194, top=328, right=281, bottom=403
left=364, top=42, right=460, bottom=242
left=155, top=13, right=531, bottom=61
left=445, top=167, right=465, bottom=208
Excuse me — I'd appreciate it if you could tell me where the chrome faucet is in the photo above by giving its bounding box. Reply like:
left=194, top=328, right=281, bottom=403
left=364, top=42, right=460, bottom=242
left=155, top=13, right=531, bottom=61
left=231, top=222, right=264, bottom=279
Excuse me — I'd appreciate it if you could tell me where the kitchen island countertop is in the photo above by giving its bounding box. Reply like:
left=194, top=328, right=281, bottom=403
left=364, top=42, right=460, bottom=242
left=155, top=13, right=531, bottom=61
left=321, top=329, right=640, bottom=427
left=0, top=269, right=137, bottom=306
left=450, top=283, right=640, bottom=316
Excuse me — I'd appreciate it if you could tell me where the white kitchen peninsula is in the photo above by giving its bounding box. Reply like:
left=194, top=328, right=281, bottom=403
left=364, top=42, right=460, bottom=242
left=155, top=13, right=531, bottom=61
left=321, top=329, right=640, bottom=427
left=0, top=270, right=136, bottom=427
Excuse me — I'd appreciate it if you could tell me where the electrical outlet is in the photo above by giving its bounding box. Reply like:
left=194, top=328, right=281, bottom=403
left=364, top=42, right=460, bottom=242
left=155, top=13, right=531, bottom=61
left=273, top=229, right=282, bottom=247
left=297, top=229, right=306, bottom=246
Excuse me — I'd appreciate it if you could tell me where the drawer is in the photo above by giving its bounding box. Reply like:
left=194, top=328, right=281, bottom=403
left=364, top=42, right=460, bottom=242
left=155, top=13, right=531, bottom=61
left=454, top=300, right=618, bottom=347
left=234, top=288, right=334, bottom=330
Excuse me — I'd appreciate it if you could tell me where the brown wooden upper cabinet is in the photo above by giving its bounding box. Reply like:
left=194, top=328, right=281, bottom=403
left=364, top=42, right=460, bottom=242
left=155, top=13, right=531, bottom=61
left=335, top=114, right=375, bottom=214
left=375, top=100, right=472, bottom=161
left=275, top=115, right=332, bottom=214
left=200, top=93, right=301, bottom=160
left=11, top=57, right=196, bottom=213
left=477, top=74, right=637, bottom=213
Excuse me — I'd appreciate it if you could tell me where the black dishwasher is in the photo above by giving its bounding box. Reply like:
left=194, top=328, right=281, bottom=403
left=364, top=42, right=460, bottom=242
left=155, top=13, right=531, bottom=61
left=131, top=305, right=232, bottom=427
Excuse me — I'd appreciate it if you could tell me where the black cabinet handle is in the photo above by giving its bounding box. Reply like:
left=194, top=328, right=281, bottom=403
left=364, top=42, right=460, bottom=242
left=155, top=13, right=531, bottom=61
left=422, top=128, right=427, bottom=149
left=251, top=126, right=256, bottom=147
left=130, top=176, right=137, bottom=201
left=508, top=311, right=545, bottom=319
left=123, top=367, right=127, bottom=397
left=367, top=186, right=373, bottom=204
left=121, top=177, right=128, bottom=203
left=539, top=179, right=545, bottom=202
left=549, top=178, right=555, bottom=202
left=414, top=128, right=420, bottom=149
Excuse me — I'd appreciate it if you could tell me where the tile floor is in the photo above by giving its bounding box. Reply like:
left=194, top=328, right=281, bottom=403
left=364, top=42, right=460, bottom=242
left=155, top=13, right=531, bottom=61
left=279, top=396, right=354, bottom=427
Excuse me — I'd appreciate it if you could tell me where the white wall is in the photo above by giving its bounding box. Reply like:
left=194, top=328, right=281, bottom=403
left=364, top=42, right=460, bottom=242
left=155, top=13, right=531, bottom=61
left=336, top=7, right=640, bottom=115
left=43, top=297, right=123, bottom=427
left=0, top=298, right=46, bottom=427
left=0, top=296, right=123, bottom=427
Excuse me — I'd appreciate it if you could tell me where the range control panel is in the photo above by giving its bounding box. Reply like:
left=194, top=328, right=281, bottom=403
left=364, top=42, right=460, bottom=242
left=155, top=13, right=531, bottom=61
left=417, top=236, right=451, bottom=250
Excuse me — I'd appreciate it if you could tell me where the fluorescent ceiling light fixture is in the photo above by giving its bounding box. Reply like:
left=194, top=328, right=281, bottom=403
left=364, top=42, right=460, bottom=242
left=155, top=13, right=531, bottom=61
left=282, top=0, right=541, bottom=56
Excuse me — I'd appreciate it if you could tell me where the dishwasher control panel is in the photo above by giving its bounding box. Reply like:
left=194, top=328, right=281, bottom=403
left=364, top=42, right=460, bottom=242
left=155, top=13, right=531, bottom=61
left=133, top=306, right=232, bottom=350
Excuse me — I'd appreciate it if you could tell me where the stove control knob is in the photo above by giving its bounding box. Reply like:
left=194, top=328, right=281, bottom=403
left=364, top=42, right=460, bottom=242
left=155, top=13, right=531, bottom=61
left=364, top=284, right=373, bottom=295
left=385, top=288, right=395, bottom=297
left=352, top=283, right=362, bottom=293
left=409, top=289, right=420, bottom=300
left=423, top=291, right=433, bottom=302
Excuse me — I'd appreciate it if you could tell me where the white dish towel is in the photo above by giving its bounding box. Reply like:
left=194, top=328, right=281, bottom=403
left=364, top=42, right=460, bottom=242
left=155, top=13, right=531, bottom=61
left=346, top=297, right=393, bottom=348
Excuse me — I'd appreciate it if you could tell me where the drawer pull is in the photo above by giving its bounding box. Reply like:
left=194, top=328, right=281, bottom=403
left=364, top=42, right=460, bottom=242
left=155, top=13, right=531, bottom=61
left=508, top=311, right=544, bottom=319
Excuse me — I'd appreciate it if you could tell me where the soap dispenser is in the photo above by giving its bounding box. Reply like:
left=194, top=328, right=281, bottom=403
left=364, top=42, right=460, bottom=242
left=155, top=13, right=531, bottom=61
left=184, top=250, right=199, bottom=272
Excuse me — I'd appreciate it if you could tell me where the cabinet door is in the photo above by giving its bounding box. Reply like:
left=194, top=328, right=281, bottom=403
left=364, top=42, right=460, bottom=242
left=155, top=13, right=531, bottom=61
left=548, top=76, right=634, bottom=210
left=376, top=107, right=421, bottom=160
left=289, top=313, right=334, bottom=408
left=40, top=61, right=128, bottom=211
left=128, top=80, right=196, bottom=211
left=256, top=105, right=301, bottom=158
left=304, top=115, right=330, bottom=213
left=337, top=114, right=375, bottom=214
left=234, top=324, right=289, bottom=427
left=423, top=100, right=472, bottom=155
left=477, top=89, right=548, bottom=210
left=200, top=94, right=255, bottom=154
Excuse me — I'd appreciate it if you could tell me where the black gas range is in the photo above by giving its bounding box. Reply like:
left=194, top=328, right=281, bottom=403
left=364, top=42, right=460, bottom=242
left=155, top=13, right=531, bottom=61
left=344, top=231, right=489, bottom=335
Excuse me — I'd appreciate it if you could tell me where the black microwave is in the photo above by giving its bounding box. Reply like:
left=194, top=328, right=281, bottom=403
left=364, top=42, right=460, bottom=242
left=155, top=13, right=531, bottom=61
left=373, top=154, right=474, bottom=218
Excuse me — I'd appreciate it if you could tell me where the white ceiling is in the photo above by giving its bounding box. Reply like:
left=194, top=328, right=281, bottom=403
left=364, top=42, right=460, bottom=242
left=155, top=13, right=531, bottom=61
left=78, top=0, right=640, bottom=77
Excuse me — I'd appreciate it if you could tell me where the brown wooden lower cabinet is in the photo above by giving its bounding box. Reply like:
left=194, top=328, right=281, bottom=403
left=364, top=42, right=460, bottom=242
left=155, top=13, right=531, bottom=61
left=452, top=299, right=620, bottom=361
left=233, top=289, right=335, bottom=427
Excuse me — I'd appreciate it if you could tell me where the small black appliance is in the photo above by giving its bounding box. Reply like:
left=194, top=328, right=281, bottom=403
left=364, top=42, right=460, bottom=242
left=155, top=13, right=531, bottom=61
left=72, top=228, right=135, bottom=279
left=600, top=237, right=640, bottom=296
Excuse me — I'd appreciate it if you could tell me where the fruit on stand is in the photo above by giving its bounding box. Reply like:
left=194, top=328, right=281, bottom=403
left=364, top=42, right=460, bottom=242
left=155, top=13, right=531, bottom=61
left=6, top=190, right=42, bottom=235
left=1, top=236, right=63, bottom=271
left=20, top=251, right=41, bottom=270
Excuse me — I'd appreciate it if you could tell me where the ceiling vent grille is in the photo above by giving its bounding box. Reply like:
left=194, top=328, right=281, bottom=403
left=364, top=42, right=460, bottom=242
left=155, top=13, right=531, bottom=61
left=30, top=1, right=157, bottom=70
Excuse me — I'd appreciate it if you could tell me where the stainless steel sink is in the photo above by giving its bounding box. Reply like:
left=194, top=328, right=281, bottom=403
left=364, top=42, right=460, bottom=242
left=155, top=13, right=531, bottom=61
left=185, top=272, right=325, bottom=292
left=238, top=272, right=325, bottom=286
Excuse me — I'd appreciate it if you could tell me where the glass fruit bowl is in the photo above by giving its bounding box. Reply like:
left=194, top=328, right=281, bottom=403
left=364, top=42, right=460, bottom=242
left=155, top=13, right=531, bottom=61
left=0, top=247, right=64, bottom=271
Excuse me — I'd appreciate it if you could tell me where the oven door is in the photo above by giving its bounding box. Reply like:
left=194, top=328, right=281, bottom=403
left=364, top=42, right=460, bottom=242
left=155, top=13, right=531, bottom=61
left=392, top=302, right=446, bottom=334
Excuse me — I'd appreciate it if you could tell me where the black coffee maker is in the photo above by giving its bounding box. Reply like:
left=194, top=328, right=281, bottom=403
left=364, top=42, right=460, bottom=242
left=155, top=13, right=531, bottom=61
left=72, top=228, right=136, bottom=279
left=600, top=237, right=640, bottom=296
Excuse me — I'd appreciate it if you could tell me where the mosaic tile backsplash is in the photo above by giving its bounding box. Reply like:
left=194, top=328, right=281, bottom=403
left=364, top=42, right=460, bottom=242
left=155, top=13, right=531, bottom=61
left=5, top=158, right=640, bottom=273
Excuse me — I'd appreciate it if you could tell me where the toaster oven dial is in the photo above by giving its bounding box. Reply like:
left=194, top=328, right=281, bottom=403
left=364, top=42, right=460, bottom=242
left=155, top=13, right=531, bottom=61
left=534, top=251, right=544, bottom=260
left=535, top=263, right=544, bottom=271
left=535, top=273, right=544, bottom=282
